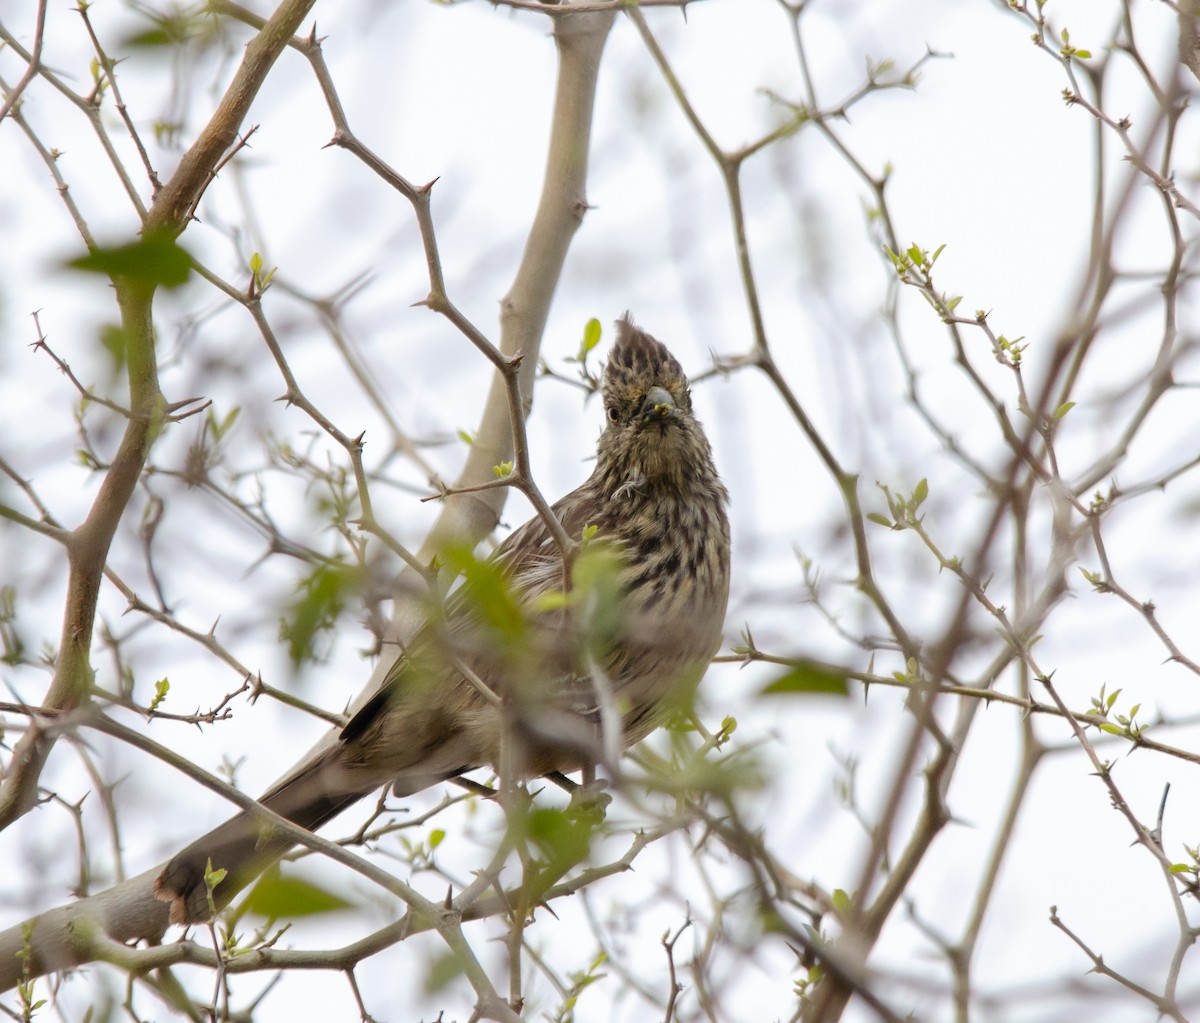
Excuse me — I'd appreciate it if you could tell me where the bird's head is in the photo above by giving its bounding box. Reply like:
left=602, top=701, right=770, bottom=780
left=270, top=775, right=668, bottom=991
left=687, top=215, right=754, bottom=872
left=596, top=315, right=712, bottom=489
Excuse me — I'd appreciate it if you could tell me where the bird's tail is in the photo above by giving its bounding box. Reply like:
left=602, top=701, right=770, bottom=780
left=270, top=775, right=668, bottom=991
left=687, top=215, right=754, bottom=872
left=154, top=751, right=375, bottom=925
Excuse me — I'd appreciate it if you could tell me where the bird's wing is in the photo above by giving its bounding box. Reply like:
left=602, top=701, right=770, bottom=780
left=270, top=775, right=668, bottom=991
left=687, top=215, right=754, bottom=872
left=339, top=484, right=599, bottom=745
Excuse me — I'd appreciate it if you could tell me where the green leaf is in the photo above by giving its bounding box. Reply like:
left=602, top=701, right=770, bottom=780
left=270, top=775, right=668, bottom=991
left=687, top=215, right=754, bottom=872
left=428, top=828, right=446, bottom=850
left=761, top=662, right=849, bottom=697
left=911, top=478, right=929, bottom=509
left=100, top=324, right=131, bottom=374
left=207, top=405, right=241, bottom=441
left=280, top=563, right=363, bottom=667
left=242, top=872, right=354, bottom=920
left=531, top=589, right=569, bottom=612
left=119, top=8, right=213, bottom=49
left=527, top=807, right=594, bottom=874
left=68, top=230, right=192, bottom=288
left=832, top=888, right=852, bottom=913
left=204, top=862, right=227, bottom=890
left=1053, top=401, right=1076, bottom=421
left=424, top=951, right=465, bottom=994
left=439, top=544, right=527, bottom=643
left=578, top=317, right=602, bottom=361
left=866, top=512, right=894, bottom=528
left=149, top=677, right=170, bottom=712
left=123, top=27, right=175, bottom=47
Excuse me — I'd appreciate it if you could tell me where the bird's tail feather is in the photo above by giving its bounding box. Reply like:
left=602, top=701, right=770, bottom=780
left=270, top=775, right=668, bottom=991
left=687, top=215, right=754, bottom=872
left=154, top=752, right=375, bottom=925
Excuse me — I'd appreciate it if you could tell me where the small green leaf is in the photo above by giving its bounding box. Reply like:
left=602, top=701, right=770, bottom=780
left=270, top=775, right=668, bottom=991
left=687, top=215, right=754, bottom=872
left=866, top=512, right=894, bottom=528
left=149, top=677, right=170, bottom=712
left=761, top=662, right=849, bottom=697
left=100, top=324, right=131, bottom=374
left=249, top=251, right=263, bottom=275
left=1170, top=863, right=1192, bottom=874
left=832, top=888, right=851, bottom=913
left=280, top=563, right=364, bottom=667
left=424, top=951, right=465, bottom=994
left=911, top=478, right=929, bottom=509
left=428, top=828, right=446, bottom=850
left=492, top=460, right=514, bottom=478
left=68, top=230, right=192, bottom=288
left=531, top=590, right=569, bottom=612
left=527, top=807, right=594, bottom=873
left=438, top=543, right=528, bottom=643
left=208, top=405, right=241, bottom=441
left=1053, top=401, right=1076, bottom=421
left=242, top=872, right=354, bottom=920
left=578, top=317, right=602, bottom=360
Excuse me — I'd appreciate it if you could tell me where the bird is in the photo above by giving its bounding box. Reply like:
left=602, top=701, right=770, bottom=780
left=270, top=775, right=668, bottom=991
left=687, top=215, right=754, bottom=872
left=155, top=314, right=731, bottom=924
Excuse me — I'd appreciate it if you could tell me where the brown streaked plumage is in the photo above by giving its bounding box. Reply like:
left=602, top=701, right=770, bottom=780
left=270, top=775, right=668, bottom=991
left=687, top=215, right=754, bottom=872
left=156, top=314, right=731, bottom=924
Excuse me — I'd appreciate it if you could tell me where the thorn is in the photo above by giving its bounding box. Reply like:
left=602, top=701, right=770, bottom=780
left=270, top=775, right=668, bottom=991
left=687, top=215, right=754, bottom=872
left=164, top=395, right=208, bottom=415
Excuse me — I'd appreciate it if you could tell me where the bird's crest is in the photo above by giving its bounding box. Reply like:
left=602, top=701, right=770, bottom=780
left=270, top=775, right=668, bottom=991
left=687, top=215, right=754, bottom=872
left=604, top=314, right=687, bottom=397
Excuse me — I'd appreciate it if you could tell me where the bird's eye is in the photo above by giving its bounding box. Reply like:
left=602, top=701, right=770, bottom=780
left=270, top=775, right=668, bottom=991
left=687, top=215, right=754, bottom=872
left=607, top=406, right=621, bottom=424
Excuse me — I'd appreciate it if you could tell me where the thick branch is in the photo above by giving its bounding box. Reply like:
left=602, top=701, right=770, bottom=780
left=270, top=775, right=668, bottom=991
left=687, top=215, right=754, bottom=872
left=419, top=5, right=616, bottom=562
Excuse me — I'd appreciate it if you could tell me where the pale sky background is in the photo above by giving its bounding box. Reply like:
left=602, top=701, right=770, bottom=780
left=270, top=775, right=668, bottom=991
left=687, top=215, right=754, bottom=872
left=1, top=0, right=1199, bottom=1020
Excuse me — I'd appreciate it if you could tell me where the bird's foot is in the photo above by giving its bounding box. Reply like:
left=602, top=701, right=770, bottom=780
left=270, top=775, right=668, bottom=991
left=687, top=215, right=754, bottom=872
left=565, top=777, right=612, bottom=823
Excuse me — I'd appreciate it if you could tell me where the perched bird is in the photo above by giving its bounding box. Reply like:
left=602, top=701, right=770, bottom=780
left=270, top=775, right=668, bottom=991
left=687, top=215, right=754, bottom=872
left=156, top=314, right=731, bottom=924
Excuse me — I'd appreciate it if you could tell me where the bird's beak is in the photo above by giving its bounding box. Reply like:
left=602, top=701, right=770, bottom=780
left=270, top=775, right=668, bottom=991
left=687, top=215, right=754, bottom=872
left=640, top=385, right=677, bottom=422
